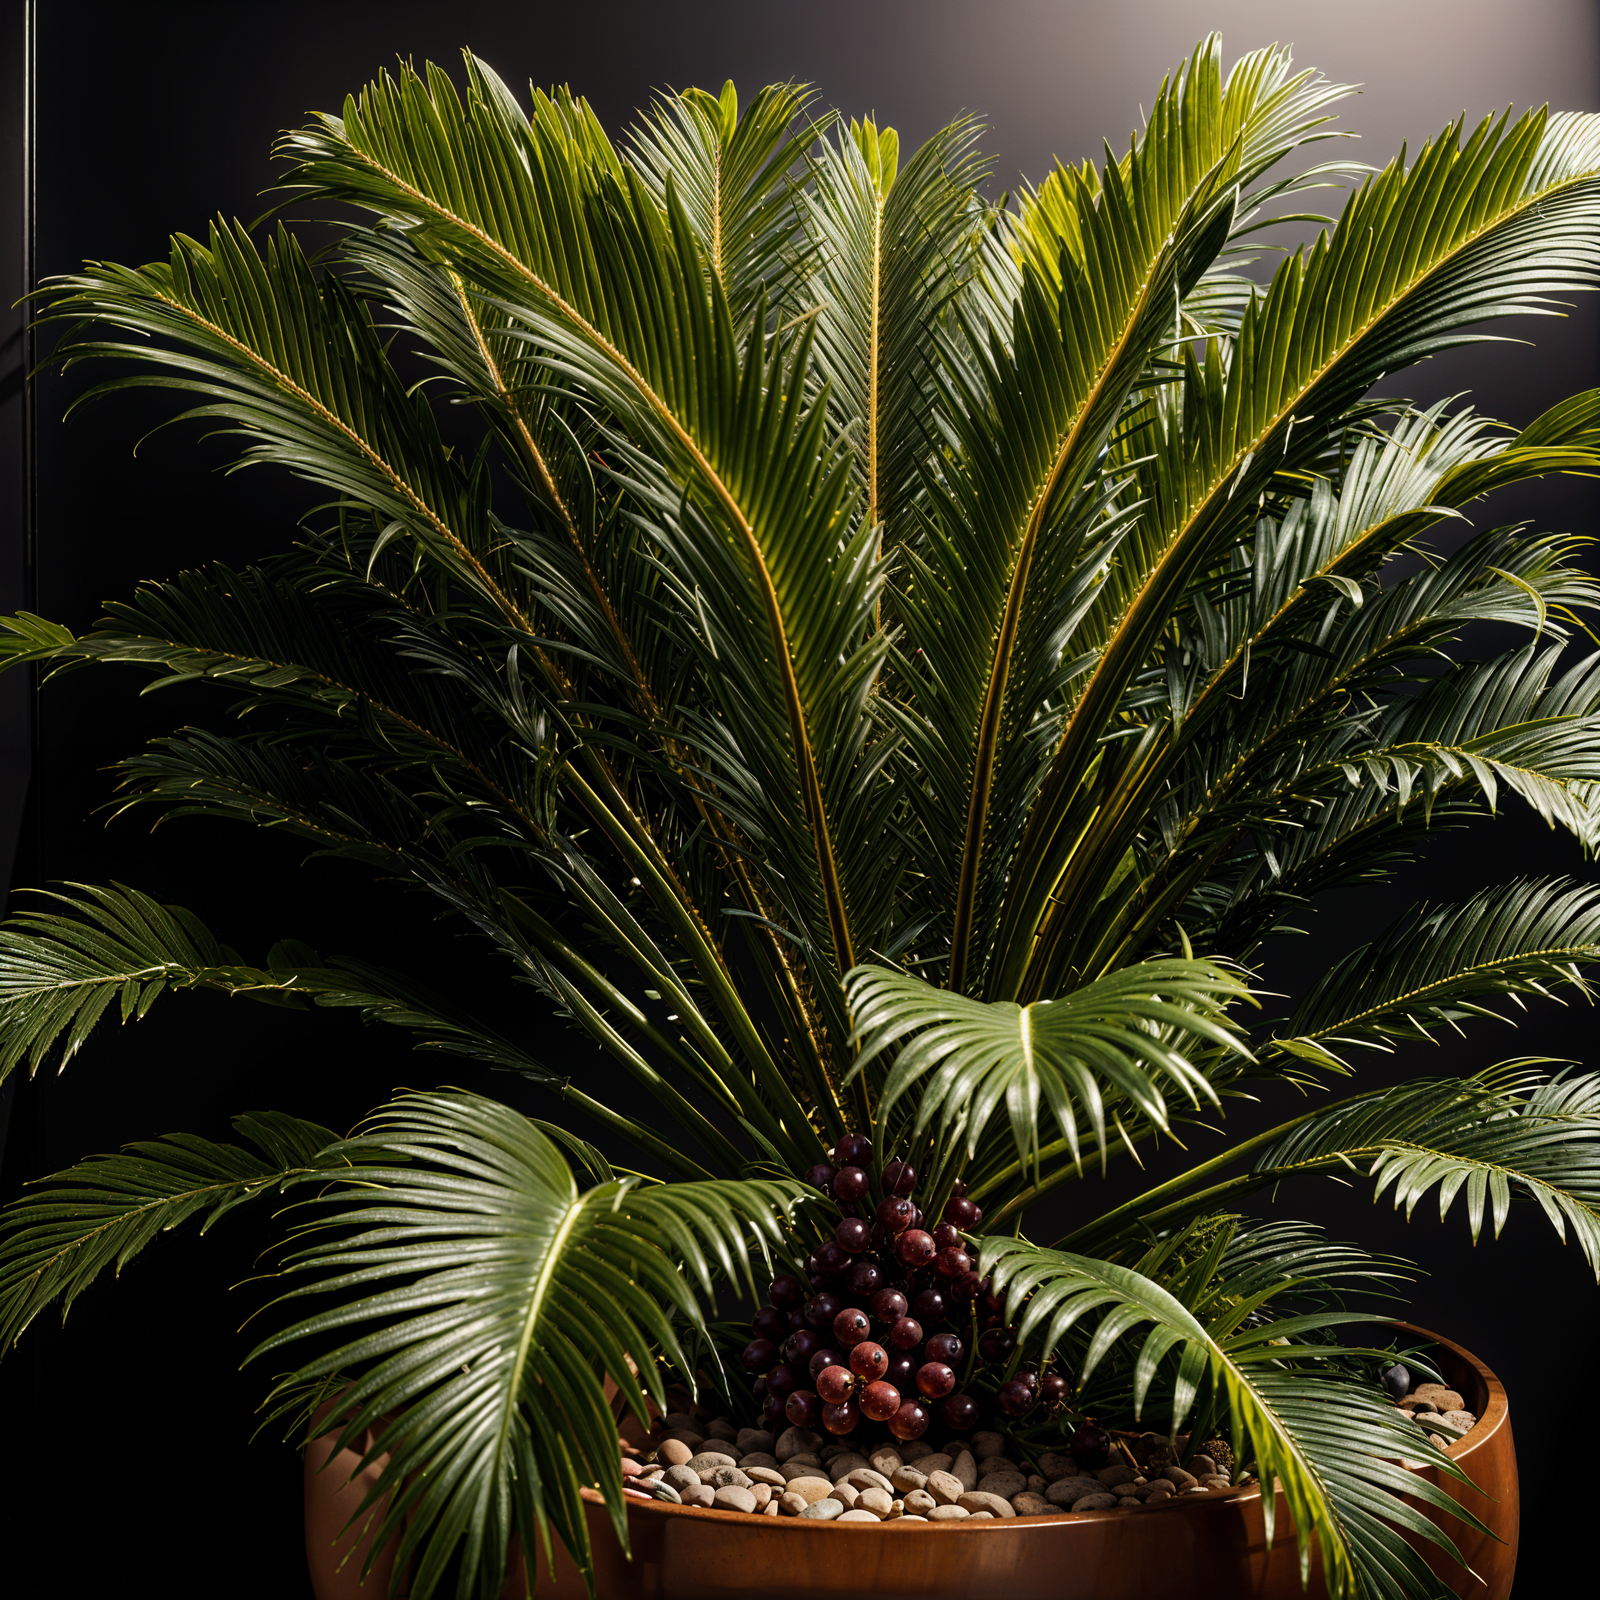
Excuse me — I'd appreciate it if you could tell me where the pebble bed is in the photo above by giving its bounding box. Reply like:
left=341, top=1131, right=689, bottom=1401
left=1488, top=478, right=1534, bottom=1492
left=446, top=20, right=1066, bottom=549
left=617, top=1414, right=1264, bottom=1522
left=614, top=1385, right=1481, bottom=1524
left=1393, top=1381, right=1479, bottom=1465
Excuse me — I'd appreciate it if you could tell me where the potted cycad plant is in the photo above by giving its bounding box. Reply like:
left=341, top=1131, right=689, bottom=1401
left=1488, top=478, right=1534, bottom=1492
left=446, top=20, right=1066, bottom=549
left=3, top=32, right=1599, bottom=1600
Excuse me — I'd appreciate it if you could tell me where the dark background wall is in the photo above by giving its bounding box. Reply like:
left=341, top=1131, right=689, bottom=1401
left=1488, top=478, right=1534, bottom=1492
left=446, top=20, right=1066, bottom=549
left=1, top=1, right=1595, bottom=1595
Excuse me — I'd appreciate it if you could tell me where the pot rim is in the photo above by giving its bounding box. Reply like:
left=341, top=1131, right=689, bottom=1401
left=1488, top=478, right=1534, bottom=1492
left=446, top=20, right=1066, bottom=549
left=591, top=1319, right=1507, bottom=1533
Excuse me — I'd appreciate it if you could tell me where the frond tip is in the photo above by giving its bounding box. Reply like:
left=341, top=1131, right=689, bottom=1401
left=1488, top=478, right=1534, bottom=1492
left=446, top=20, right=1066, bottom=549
left=0, top=1111, right=340, bottom=1350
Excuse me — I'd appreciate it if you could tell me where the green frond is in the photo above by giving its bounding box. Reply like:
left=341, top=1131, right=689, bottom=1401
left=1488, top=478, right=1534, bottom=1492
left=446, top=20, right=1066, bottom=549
left=1255, top=1065, right=1600, bottom=1274
left=0, top=882, right=725, bottom=1180
left=800, top=113, right=992, bottom=538
left=997, top=104, right=1600, bottom=998
left=898, top=37, right=1249, bottom=995
left=846, top=959, right=1251, bottom=1181
left=1277, top=878, right=1600, bottom=1064
left=251, top=1090, right=812, bottom=1600
left=980, top=1233, right=1473, bottom=1600
left=627, top=79, right=821, bottom=319
left=40, top=221, right=537, bottom=642
left=0, top=1110, right=339, bottom=1350
left=0, top=611, right=77, bottom=667
left=1009, top=37, right=1356, bottom=296
left=279, top=54, right=903, bottom=1048
left=1067, top=1064, right=1600, bottom=1281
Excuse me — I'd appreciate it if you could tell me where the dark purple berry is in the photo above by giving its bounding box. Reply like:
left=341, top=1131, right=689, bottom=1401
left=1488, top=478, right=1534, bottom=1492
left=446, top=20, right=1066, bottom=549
left=871, top=1287, right=908, bottom=1323
left=751, top=1306, right=787, bottom=1342
left=1069, top=1424, right=1111, bottom=1469
left=809, top=1347, right=846, bottom=1380
left=916, top=1361, right=956, bottom=1400
left=943, top=1195, right=979, bottom=1229
left=924, top=1332, right=963, bottom=1366
left=876, top=1196, right=915, bottom=1234
left=885, top=1351, right=918, bottom=1388
left=996, top=1378, right=1035, bottom=1418
left=942, top=1392, right=980, bottom=1432
left=911, top=1288, right=947, bottom=1325
left=932, top=1223, right=961, bottom=1251
left=847, top=1260, right=884, bottom=1296
left=860, top=1380, right=902, bottom=1422
left=784, top=1328, right=822, bottom=1367
left=769, top=1273, right=807, bottom=1307
left=881, top=1159, right=917, bottom=1196
left=835, top=1133, right=874, bottom=1168
left=833, top=1166, right=870, bottom=1203
left=741, top=1338, right=778, bottom=1373
left=816, top=1364, right=855, bottom=1404
left=785, top=1389, right=821, bottom=1429
left=833, top=1307, right=871, bottom=1347
left=887, top=1316, right=923, bottom=1351
left=978, top=1328, right=1017, bottom=1363
left=821, top=1397, right=860, bottom=1435
left=762, top=1392, right=787, bottom=1425
left=766, top=1363, right=801, bottom=1399
left=805, top=1292, right=842, bottom=1330
left=934, top=1247, right=971, bottom=1281
left=803, top=1163, right=837, bottom=1194
left=815, top=1241, right=848, bottom=1277
left=849, top=1341, right=889, bottom=1381
left=1040, top=1371, right=1069, bottom=1405
left=890, top=1399, right=930, bottom=1440
left=836, top=1217, right=871, bottom=1254
left=953, top=1271, right=984, bottom=1301
left=895, top=1229, right=936, bottom=1268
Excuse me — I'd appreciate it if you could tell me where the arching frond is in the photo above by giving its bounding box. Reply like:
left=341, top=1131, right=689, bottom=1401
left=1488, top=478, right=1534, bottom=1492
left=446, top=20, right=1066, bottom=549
left=999, top=106, right=1600, bottom=998
left=1065, top=1064, right=1600, bottom=1281
left=281, top=54, right=897, bottom=1054
left=846, top=959, right=1251, bottom=1179
left=0, top=882, right=725, bottom=1180
left=894, top=37, right=1251, bottom=994
left=1276, top=878, right=1600, bottom=1065
left=251, top=1091, right=812, bottom=1600
left=979, top=1233, right=1474, bottom=1600
left=0, top=1111, right=338, bottom=1350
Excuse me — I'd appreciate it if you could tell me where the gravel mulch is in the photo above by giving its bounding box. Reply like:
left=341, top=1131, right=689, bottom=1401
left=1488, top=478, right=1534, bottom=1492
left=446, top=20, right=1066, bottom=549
left=613, top=1414, right=1273, bottom=1521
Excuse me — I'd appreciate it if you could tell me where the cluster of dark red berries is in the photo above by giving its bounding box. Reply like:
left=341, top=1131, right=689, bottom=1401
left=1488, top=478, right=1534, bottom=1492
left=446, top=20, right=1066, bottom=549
left=740, top=1134, right=1070, bottom=1444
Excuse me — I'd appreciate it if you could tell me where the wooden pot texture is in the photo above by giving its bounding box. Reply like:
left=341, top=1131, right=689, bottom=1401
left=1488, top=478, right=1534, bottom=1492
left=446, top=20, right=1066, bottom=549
left=304, top=1322, right=1515, bottom=1600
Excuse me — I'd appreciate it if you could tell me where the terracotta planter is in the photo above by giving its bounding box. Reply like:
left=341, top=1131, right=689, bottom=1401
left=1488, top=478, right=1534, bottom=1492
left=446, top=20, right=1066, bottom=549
left=304, top=1322, right=1515, bottom=1600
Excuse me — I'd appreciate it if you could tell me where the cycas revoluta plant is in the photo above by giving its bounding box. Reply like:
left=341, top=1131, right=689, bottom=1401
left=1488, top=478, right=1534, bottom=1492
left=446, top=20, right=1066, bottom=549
left=5, top=33, right=1600, bottom=1599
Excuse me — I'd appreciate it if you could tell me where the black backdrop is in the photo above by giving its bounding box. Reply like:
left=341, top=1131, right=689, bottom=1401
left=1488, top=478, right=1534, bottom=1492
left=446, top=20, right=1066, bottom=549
left=2, top=2, right=1597, bottom=1595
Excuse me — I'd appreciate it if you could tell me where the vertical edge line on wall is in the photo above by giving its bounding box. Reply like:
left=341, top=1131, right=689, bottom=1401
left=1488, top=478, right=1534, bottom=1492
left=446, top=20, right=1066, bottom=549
left=0, top=0, right=37, bottom=1186
left=22, top=0, right=34, bottom=811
